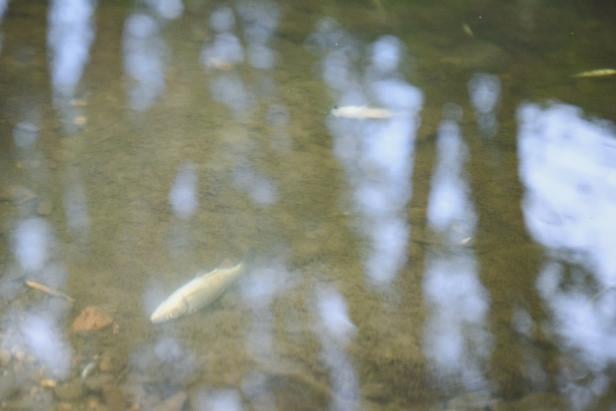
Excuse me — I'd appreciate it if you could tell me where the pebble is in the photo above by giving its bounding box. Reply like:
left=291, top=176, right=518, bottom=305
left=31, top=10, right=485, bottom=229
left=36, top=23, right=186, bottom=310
left=40, top=378, right=58, bottom=388
left=73, top=116, right=87, bottom=127
left=54, top=379, right=83, bottom=401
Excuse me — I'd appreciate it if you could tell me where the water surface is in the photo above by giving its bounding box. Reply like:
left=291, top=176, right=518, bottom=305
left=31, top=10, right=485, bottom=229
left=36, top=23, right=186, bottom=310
left=1, top=0, right=616, bottom=410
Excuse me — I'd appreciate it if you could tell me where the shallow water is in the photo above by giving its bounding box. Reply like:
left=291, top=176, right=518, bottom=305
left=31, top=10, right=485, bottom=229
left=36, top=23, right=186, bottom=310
left=1, top=0, right=616, bottom=410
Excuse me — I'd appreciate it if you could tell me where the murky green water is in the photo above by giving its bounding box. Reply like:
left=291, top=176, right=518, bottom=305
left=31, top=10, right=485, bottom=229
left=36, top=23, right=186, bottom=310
left=1, top=0, right=616, bottom=410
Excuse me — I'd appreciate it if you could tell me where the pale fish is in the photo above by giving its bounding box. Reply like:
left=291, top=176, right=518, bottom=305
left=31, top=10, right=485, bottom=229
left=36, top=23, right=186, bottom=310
left=150, top=261, right=245, bottom=323
left=330, top=105, right=393, bottom=120
left=572, top=68, right=616, bottom=78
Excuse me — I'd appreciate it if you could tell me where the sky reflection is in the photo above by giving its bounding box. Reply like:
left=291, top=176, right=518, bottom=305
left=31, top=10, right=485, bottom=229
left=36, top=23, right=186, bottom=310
left=169, top=163, right=199, bottom=219
left=468, top=73, right=500, bottom=137
left=47, top=0, right=96, bottom=98
left=519, top=103, right=616, bottom=406
left=123, top=12, right=166, bottom=111
left=423, top=115, right=492, bottom=390
left=314, top=286, right=359, bottom=411
left=12, top=218, right=52, bottom=273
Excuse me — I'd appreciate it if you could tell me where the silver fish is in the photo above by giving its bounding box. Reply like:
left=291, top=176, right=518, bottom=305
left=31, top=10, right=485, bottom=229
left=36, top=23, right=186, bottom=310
left=150, top=261, right=245, bottom=323
left=572, top=68, right=616, bottom=78
left=330, top=105, right=393, bottom=120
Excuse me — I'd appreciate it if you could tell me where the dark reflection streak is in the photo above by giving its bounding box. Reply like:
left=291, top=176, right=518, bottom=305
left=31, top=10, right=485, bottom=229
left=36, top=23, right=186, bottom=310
left=463, top=99, right=546, bottom=398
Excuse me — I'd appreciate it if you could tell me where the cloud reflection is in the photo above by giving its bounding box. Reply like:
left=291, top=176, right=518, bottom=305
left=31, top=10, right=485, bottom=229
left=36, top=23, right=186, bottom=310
left=423, top=115, right=492, bottom=390
left=237, top=0, right=279, bottom=70
left=423, top=253, right=491, bottom=388
left=123, top=13, right=165, bottom=111
left=233, top=166, right=277, bottom=206
left=0, top=0, right=7, bottom=21
left=427, top=117, right=477, bottom=244
left=169, top=163, right=199, bottom=219
left=145, top=0, right=183, bottom=20
left=47, top=0, right=96, bottom=98
left=193, top=389, right=243, bottom=411
left=314, top=286, right=359, bottom=411
left=12, top=218, right=52, bottom=273
left=519, top=104, right=616, bottom=374
left=468, top=73, right=500, bottom=137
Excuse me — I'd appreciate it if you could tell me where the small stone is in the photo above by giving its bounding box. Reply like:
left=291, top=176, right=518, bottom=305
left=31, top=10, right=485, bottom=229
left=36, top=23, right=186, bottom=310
left=71, top=306, right=113, bottom=333
left=73, top=116, right=87, bottom=127
left=40, top=378, right=57, bottom=388
left=54, top=379, right=83, bottom=401
left=70, top=99, right=87, bottom=108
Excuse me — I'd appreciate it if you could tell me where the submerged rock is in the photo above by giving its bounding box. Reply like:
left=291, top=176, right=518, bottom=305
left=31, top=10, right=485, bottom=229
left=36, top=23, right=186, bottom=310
left=71, top=306, right=113, bottom=333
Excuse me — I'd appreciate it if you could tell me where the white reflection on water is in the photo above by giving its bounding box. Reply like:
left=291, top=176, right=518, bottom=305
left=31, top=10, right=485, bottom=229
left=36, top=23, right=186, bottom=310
left=123, top=13, right=165, bottom=111
left=518, top=103, right=616, bottom=406
left=193, top=389, right=243, bottom=411
left=210, top=6, right=235, bottom=33
left=518, top=104, right=616, bottom=287
left=47, top=0, right=96, bottom=98
left=0, top=0, right=7, bottom=54
left=169, top=163, right=199, bottom=219
left=12, top=218, right=51, bottom=273
left=19, top=312, right=71, bottom=377
left=423, top=116, right=492, bottom=389
left=314, top=286, right=359, bottom=411
left=233, top=167, right=277, bottom=206
left=320, top=26, right=421, bottom=287
left=146, top=0, right=183, bottom=20
left=240, top=258, right=291, bottom=361
left=427, top=118, right=477, bottom=243
left=63, top=174, right=90, bottom=238
left=13, top=120, right=40, bottom=150
left=201, top=32, right=244, bottom=70
left=468, top=73, right=500, bottom=137
left=0, top=0, right=7, bottom=22
left=237, top=0, right=279, bottom=70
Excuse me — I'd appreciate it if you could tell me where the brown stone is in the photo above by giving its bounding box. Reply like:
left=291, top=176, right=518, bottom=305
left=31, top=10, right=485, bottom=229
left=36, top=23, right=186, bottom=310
left=71, top=306, right=113, bottom=333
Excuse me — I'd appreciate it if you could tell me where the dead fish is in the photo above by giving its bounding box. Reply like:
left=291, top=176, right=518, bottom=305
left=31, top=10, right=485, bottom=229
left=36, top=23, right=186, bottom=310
left=330, top=105, right=393, bottom=120
left=25, top=280, right=74, bottom=303
left=462, top=23, right=474, bottom=38
left=572, top=68, right=616, bottom=78
left=150, top=261, right=246, bottom=323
